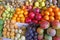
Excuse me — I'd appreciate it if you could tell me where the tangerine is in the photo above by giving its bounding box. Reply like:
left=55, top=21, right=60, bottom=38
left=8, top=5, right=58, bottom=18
left=48, top=7, right=53, bottom=12
left=43, top=15, right=49, bottom=20
left=49, top=16, right=55, bottom=21
left=49, top=12, right=54, bottom=16
left=44, top=11, right=50, bottom=15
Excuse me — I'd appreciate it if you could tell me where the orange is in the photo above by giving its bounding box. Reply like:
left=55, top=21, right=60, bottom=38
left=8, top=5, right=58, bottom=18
left=43, top=15, right=49, bottom=20
left=24, top=11, right=28, bottom=15
left=25, top=15, right=28, bottom=17
left=49, top=16, right=54, bottom=21
left=14, top=14, right=18, bottom=17
left=19, top=14, right=24, bottom=17
left=16, top=17, right=20, bottom=21
left=16, top=8, right=21, bottom=12
left=55, top=11, right=60, bottom=16
left=22, top=6, right=26, bottom=9
left=16, top=11, right=20, bottom=14
left=20, top=17, right=25, bottom=23
left=49, top=12, right=54, bottom=16
left=20, top=10, right=24, bottom=14
left=53, top=7, right=59, bottom=12
left=44, top=11, right=50, bottom=15
left=12, top=17, right=16, bottom=20
left=50, top=5, right=55, bottom=9
left=48, top=7, right=53, bottom=12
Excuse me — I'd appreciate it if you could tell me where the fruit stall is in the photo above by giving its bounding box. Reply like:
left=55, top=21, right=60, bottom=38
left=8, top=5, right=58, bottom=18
left=0, top=0, right=60, bottom=40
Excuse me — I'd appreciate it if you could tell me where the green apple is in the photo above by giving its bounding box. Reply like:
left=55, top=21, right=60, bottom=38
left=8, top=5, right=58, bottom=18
left=35, top=2, right=39, bottom=7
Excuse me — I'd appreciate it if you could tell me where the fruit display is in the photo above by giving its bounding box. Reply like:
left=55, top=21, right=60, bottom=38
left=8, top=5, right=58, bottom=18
left=2, top=20, right=18, bottom=39
left=2, top=5, right=14, bottom=21
left=0, top=0, right=60, bottom=40
left=41, top=6, right=60, bottom=22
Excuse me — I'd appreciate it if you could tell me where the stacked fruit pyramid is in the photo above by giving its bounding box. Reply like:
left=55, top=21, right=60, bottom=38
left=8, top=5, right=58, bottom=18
left=0, top=0, right=60, bottom=40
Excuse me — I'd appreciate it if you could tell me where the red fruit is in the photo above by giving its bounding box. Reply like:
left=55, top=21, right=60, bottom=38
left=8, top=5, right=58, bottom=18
left=35, top=14, right=42, bottom=20
left=53, top=36, right=60, bottom=40
left=36, top=8, right=40, bottom=13
left=52, top=20, right=60, bottom=29
left=25, top=18, right=32, bottom=23
left=29, top=12, right=35, bottom=19
left=28, top=5, right=33, bottom=10
left=40, top=20, right=50, bottom=29
left=33, top=20, right=38, bottom=24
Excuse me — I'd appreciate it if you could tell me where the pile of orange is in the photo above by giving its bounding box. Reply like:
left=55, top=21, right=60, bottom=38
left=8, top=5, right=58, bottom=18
left=12, top=7, right=28, bottom=23
left=41, top=6, right=60, bottom=22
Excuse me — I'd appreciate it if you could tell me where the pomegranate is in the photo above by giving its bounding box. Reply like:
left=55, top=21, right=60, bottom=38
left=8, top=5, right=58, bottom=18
left=29, top=12, right=35, bottom=19
left=25, top=17, right=32, bottom=23
left=35, top=14, right=42, bottom=20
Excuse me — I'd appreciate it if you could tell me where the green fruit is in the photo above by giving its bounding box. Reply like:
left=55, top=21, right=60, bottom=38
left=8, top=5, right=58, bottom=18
left=7, top=7, right=11, bottom=11
left=38, top=0, right=42, bottom=2
left=10, top=13, right=13, bottom=18
left=6, top=18, right=9, bottom=20
left=6, top=14, right=10, bottom=18
left=45, top=34, right=52, bottom=40
left=10, top=8, right=14, bottom=12
left=2, top=13, right=6, bottom=17
left=35, top=2, right=39, bottom=7
left=40, top=2, right=45, bottom=7
left=3, top=17, right=6, bottom=21
left=0, top=19, right=4, bottom=25
left=5, top=10, right=9, bottom=14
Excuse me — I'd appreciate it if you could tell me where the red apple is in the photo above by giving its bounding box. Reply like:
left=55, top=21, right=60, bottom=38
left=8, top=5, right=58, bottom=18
left=35, top=14, right=42, bottom=20
left=33, top=20, right=38, bottom=24
left=25, top=17, right=32, bottom=23
left=29, top=12, right=35, bottom=19
left=40, top=20, right=50, bottom=29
